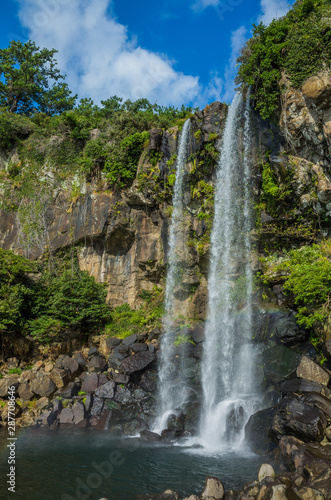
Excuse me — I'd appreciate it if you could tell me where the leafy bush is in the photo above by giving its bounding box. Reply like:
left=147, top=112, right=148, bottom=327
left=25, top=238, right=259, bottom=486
left=0, top=111, right=35, bottom=150
left=236, top=0, right=331, bottom=119
left=105, top=131, right=150, bottom=188
left=261, top=243, right=331, bottom=328
left=0, top=248, right=111, bottom=341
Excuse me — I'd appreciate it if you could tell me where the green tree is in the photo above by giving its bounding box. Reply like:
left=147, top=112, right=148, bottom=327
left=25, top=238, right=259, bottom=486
left=0, top=40, right=76, bottom=115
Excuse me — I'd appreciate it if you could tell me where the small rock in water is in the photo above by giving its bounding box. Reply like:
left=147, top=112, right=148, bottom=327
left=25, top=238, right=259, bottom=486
left=258, top=464, right=275, bottom=483
left=201, top=476, right=224, bottom=499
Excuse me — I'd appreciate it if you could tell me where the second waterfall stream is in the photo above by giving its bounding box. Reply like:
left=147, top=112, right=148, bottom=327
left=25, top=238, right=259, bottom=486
left=199, top=92, right=261, bottom=450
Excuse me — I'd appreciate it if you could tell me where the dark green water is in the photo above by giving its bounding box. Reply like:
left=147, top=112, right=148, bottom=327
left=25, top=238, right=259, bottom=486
left=0, top=429, right=267, bottom=500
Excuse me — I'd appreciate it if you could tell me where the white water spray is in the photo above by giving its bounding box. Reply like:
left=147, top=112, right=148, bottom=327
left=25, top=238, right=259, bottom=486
left=199, top=92, right=260, bottom=451
left=154, top=119, right=192, bottom=433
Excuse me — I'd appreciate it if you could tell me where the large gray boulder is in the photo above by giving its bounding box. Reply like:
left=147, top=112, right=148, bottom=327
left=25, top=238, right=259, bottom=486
left=30, top=372, right=56, bottom=397
left=120, top=351, right=156, bottom=374
left=54, top=355, right=79, bottom=375
left=272, top=395, right=328, bottom=443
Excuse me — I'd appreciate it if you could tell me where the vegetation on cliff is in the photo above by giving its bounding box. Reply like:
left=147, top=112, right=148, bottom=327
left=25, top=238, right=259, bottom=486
left=236, top=0, right=331, bottom=119
left=0, top=248, right=111, bottom=342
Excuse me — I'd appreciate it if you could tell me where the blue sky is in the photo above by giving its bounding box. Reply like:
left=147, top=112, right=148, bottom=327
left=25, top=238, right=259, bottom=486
left=0, top=0, right=294, bottom=107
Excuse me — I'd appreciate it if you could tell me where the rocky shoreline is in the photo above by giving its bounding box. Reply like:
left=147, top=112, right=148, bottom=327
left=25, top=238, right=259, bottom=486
left=1, top=313, right=331, bottom=499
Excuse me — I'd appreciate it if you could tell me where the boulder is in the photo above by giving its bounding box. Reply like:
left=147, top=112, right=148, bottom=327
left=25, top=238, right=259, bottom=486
left=190, top=324, right=205, bottom=344
left=49, top=368, right=70, bottom=389
left=297, top=356, right=330, bottom=386
left=59, top=407, right=74, bottom=425
left=294, top=487, right=324, bottom=500
left=72, top=402, right=85, bottom=425
left=73, top=351, right=88, bottom=369
left=54, top=382, right=79, bottom=399
left=88, top=346, right=99, bottom=358
left=245, top=407, right=277, bottom=455
left=90, top=396, right=104, bottom=416
left=95, top=380, right=115, bottom=399
left=82, top=373, right=99, bottom=393
left=122, top=334, right=137, bottom=346
left=201, top=476, right=225, bottom=499
left=279, top=435, right=331, bottom=477
left=30, top=372, right=56, bottom=397
left=263, top=345, right=301, bottom=384
left=113, top=372, right=129, bottom=385
left=120, top=351, right=156, bottom=375
left=18, top=383, right=34, bottom=401
left=114, top=385, right=131, bottom=404
left=87, top=355, right=108, bottom=373
left=258, top=464, right=275, bottom=483
left=54, top=355, right=79, bottom=375
left=272, top=395, right=328, bottom=443
left=273, top=314, right=307, bottom=345
left=140, top=429, right=161, bottom=442
left=37, top=410, right=57, bottom=427
left=130, top=343, right=148, bottom=353
left=0, top=377, right=20, bottom=397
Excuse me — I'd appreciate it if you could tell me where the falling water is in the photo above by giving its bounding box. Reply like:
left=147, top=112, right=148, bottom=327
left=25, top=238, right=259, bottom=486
left=199, top=92, right=260, bottom=450
left=154, top=119, right=192, bottom=432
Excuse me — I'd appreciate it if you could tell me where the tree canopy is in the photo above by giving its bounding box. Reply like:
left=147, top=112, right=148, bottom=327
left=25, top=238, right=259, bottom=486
left=0, top=40, right=76, bottom=115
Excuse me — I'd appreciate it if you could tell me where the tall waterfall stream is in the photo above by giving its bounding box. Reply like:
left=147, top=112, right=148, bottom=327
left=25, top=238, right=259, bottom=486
left=156, top=93, right=261, bottom=452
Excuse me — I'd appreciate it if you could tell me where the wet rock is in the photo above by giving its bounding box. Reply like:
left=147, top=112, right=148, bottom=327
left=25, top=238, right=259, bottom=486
left=140, top=370, right=158, bottom=392
left=95, top=380, right=115, bottom=399
left=296, top=357, right=330, bottom=386
left=272, top=395, right=328, bottom=443
left=263, top=345, right=301, bottom=384
left=52, top=399, right=63, bottom=413
left=140, top=429, right=161, bottom=442
left=54, top=355, right=79, bottom=375
left=258, top=464, right=276, bottom=483
left=309, top=467, right=331, bottom=498
left=274, top=314, right=307, bottom=346
left=82, top=373, right=99, bottom=393
left=120, top=351, right=156, bottom=374
left=201, top=476, right=225, bottom=499
left=30, top=372, right=56, bottom=397
left=245, top=407, right=277, bottom=455
left=190, top=324, right=205, bottom=344
left=59, top=407, right=74, bottom=424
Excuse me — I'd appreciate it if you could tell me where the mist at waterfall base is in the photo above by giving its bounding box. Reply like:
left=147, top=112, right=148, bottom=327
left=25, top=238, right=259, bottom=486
left=155, top=93, right=262, bottom=453
left=0, top=429, right=268, bottom=500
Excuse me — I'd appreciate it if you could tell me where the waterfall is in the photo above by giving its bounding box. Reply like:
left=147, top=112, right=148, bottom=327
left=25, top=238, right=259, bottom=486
left=199, top=92, right=260, bottom=450
left=154, top=119, right=192, bottom=433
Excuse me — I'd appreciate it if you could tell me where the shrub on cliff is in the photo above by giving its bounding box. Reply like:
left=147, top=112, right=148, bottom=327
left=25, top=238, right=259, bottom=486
left=0, top=249, right=111, bottom=342
left=236, top=0, right=331, bottom=119
left=260, top=242, right=331, bottom=329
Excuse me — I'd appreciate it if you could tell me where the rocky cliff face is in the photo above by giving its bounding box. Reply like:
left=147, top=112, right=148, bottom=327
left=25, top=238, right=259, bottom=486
left=0, top=102, right=228, bottom=318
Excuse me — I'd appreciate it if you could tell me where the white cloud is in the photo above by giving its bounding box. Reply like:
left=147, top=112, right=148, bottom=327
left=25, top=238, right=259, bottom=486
left=191, top=0, right=219, bottom=12
left=16, top=0, right=202, bottom=107
left=258, top=0, right=292, bottom=25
